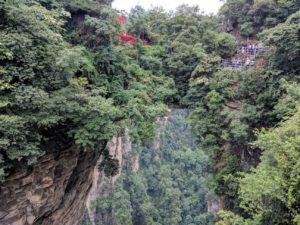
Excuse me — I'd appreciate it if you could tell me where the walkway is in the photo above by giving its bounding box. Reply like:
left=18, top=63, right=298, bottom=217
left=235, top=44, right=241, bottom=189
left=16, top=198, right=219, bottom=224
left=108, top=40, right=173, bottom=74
left=223, top=41, right=267, bottom=70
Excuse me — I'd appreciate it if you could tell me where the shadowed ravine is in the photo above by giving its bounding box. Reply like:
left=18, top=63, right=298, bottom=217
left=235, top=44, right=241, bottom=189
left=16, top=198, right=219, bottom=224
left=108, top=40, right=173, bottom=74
left=82, top=109, right=216, bottom=225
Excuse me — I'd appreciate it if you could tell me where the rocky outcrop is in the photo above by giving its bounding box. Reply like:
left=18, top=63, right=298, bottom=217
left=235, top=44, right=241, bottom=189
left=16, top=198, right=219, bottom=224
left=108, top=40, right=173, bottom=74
left=86, top=157, right=105, bottom=225
left=108, top=133, right=132, bottom=184
left=84, top=111, right=173, bottom=225
left=207, top=196, right=225, bottom=219
left=86, top=133, right=133, bottom=225
left=132, top=154, right=140, bottom=173
left=0, top=143, right=104, bottom=225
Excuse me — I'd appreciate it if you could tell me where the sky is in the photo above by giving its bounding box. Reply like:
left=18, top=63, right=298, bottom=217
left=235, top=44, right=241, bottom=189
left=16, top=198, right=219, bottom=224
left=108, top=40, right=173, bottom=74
left=112, top=0, right=224, bottom=15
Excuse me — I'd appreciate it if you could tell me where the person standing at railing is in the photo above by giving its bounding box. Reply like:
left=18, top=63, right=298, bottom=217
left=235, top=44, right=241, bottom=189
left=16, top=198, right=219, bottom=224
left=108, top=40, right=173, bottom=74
left=248, top=43, right=252, bottom=54
left=245, top=58, right=250, bottom=67
left=253, top=45, right=257, bottom=56
left=252, top=44, right=255, bottom=55
left=241, top=46, right=245, bottom=54
left=232, top=59, right=236, bottom=69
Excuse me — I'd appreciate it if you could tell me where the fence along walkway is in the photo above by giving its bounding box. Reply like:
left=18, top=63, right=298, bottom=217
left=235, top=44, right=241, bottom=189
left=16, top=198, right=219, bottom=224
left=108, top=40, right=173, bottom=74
left=223, top=43, right=268, bottom=70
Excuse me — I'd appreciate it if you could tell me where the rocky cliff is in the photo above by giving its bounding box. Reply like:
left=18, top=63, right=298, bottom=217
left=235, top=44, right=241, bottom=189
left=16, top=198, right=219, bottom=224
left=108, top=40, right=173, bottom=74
left=83, top=109, right=213, bottom=225
left=0, top=143, right=105, bottom=225
left=86, top=133, right=133, bottom=225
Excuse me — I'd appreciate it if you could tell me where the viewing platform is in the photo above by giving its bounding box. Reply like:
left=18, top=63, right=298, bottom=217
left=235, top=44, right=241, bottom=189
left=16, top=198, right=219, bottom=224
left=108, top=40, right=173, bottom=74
left=222, top=42, right=268, bottom=70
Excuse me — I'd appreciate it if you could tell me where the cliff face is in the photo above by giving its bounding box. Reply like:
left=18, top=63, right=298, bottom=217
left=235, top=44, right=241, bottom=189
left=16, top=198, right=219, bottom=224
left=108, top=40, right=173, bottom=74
left=84, top=109, right=213, bottom=225
left=86, top=133, right=133, bottom=225
left=0, top=143, right=104, bottom=225
left=207, top=197, right=225, bottom=219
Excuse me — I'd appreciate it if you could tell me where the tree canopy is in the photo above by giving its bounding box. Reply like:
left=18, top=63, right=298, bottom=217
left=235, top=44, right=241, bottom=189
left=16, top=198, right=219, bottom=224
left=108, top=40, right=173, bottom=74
left=0, top=0, right=299, bottom=225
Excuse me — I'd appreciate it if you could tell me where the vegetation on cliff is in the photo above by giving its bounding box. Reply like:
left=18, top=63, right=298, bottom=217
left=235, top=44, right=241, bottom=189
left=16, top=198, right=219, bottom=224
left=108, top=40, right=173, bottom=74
left=191, top=1, right=300, bottom=224
left=0, top=0, right=175, bottom=179
left=89, top=110, right=213, bottom=225
left=0, top=0, right=299, bottom=224
left=87, top=1, right=300, bottom=224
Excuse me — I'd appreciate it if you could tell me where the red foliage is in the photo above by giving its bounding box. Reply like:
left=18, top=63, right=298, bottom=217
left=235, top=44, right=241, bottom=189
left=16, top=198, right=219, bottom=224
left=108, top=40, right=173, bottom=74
left=117, top=15, right=151, bottom=46
left=117, top=15, right=126, bottom=24
left=119, top=34, right=137, bottom=45
left=143, top=41, right=150, bottom=46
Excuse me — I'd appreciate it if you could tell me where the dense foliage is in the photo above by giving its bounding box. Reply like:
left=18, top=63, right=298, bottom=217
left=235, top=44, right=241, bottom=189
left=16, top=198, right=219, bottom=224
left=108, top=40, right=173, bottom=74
left=219, top=0, right=300, bottom=37
left=1, top=0, right=299, bottom=224
left=126, top=5, right=237, bottom=99
left=187, top=1, right=300, bottom=224
left=0, top=0, right=175, bottom=179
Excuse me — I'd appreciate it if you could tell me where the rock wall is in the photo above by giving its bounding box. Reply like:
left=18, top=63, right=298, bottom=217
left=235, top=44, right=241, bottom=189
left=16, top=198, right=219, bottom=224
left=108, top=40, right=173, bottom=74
left=207, top=196, right=225, bottom=219
left=0, top=143, right=103, bottom=225
left=86, top=133, right=133, bottom=225
left=86, top=156, right=104, bottom=225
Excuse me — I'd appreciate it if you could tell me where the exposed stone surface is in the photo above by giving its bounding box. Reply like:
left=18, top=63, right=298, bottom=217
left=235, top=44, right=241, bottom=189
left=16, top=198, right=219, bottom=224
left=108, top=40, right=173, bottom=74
left=86, top=157, right=105, bottom=225
left=132, top=154, right=140, bottom=173
left=85, top=112, right=176, bottom=225
left=225, top=100, right=241, bottom=110
left=0, top=144, right=102, bottom=225
left=207, top=196, right=225, bottom=219
left=86, top=133, right=133, bottom=225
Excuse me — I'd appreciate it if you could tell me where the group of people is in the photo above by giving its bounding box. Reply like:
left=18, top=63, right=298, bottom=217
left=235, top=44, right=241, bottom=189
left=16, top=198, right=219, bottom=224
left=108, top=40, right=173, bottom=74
left=240, top=43, right=259, bottom=56
left=223, top=58, right=255, bottom=69
left=229, top=58, right=255, bottom=68
left=222, top=41, right=261, bottom=69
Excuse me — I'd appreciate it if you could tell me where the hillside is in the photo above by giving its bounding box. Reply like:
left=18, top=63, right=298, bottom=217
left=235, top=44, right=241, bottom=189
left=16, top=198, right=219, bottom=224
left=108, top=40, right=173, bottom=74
left=0, top=0, right=299, bottom=225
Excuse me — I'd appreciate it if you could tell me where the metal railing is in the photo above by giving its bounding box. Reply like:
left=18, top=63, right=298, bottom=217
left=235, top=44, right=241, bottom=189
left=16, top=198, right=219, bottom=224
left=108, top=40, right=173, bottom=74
left=222, top=59, right=255, bottom=69
left=222, top=46, right=268, bottom=69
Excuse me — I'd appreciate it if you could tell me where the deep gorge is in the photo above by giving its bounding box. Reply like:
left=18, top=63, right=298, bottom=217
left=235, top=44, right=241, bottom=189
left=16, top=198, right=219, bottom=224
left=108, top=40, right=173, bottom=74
left=0, top=0, right=300, bottom=225
left=82, top=109, right=215, bottom=225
